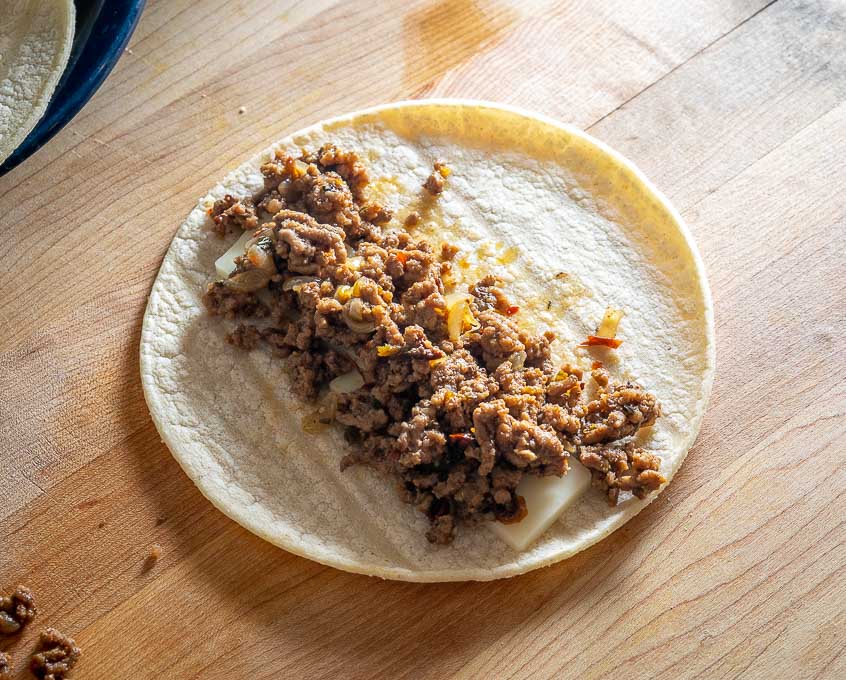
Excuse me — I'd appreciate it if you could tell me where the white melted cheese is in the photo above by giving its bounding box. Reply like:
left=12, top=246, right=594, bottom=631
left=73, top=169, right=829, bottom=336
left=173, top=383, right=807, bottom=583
left=215, top=229, right=253, bottom=279
left=489, top=462, right=591, bottom=552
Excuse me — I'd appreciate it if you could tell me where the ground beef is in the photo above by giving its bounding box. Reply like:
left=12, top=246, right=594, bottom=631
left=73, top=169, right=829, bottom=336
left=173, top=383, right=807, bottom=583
left=314, top=144, right=369, bottom=200
left=335, top=394, right=390, bottom=432
left=404, top=211, right=421, bottom=227
left=30, top=629, right=80, bottom=680
left=274, top=210, right=347, bottom=276
left=579, top=376, right=661, bottom=445
left=0, top=585, right=36, bottom=635
left=423, top=160, right=450, bottom=195
left=203, top=145, right=664, bottom=543
left=257, top=192, right=285, bottom=216
left=210, top=194, right=258, bottom=237
left=304, top=172, right=356, bottom=224
left=360, top=202, right=393, bottom=225
left=426, top=514, right=455, bottom=544
left=472, top=310, right=527, bottom=368
left=203, top=282, right=263, bottom=319
left=287, top=351, right=331, bottom=400
left=470, top=275, right=512, bottom=314
left=226, top=323, right=263, bottom=349
left=524, top=331, right=556, bottom=370
left=579, top=442, right=666, bottom=504
left=440, top=243, right=459, bottom=260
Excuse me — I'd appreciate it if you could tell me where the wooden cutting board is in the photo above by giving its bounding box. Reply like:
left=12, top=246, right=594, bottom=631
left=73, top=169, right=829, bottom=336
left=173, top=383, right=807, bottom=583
left=1, top=0, right=844, bottom=677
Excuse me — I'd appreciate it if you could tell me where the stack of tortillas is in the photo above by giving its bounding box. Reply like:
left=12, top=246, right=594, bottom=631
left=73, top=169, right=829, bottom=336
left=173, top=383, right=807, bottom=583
left=0, top=0, right=75, bottom=165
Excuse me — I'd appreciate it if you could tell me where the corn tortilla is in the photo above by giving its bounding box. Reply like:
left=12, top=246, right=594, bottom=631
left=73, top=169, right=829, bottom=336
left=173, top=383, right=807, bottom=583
left=0, top=0, right=76, bottom=165
left=140, top=100, right=715, bottom=581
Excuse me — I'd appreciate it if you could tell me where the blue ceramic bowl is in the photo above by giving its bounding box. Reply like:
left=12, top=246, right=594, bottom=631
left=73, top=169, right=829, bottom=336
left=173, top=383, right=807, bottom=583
left=0, top=0, right=146, bottom=176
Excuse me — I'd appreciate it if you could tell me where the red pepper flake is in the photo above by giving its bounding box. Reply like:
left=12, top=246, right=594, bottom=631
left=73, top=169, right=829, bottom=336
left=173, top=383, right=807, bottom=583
left=591, top=361, right=604, bottom=370
left=505, top=305, right=520, bottom=316
left=395, top=251, right=409, bottom=265
left=579, top=335, right=623, bottom=349
left=448, top=433, right=474, bottom=446
left=207, top=208, right=214, bottom=215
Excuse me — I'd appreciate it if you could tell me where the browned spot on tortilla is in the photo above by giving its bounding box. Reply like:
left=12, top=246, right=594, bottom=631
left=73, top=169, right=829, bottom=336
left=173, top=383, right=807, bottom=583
left=403, top=0, right=517, bottom=92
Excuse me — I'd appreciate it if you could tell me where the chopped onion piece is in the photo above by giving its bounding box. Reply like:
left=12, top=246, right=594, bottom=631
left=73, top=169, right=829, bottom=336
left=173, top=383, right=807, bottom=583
left=343, top=299, right=377, bottom=333
left=596, top=307, right=624, bottom=339
left=282, top=276, right=321, bottom=291
left=463, top=307, right=480, bottom=332
left=346, top=297, right=366, bottom=321
left=246, top=239, right=276, bottom=273
left=214, top=229, right=254, bottom=279
left=345, top=318, right=377, bottom=334
left=444, top=291, right=471, bottom=308
left=225, top=268, right=271, bottom=293
left=445, top=292, right=474, bottom=342
left=447, top=299, right=469, bottom=342
left=347, top=256, right=364, bottom=270
left=329, top=370, right=364, bottom=394
left=508, top=351, right=527, bottom=370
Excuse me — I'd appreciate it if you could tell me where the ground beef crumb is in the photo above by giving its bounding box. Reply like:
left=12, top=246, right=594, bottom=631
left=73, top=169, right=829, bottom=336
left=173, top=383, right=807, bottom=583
left=226, top=323, right=263, bottom=350
left=426, top=514, right=455, bottom=544
left=210, top=194, right=258, bottom=237
left=360, top=202, right=393, bottom=225
left=579, top=380, right=661, bottom=445
left=404, top=211, right=421, bottom=226
left=0, top=585, right=36, bottom=635
left=0, top=651, right=9, bottom=677
left=204, top=282, right=263, bottom=319
left=579, top=442, right=666, bottom=504
left=441, top=243, right=459, bottom=260
left=30, top=628, right=80, bottom=680
left=315, top=144, right=369, bottom=200
left=143, top=543, right=163, bottom=572
left=423, top=160, right=450, bottom=195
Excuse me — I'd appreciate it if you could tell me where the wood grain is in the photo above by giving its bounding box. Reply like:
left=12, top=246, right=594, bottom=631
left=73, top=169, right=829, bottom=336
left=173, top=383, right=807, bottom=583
left=1, top=0, right=844, bottom=678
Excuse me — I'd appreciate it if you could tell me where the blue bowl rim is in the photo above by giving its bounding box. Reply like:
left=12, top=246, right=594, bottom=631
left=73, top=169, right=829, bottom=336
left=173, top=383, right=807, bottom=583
left=0, top=0, right=147, bottom=176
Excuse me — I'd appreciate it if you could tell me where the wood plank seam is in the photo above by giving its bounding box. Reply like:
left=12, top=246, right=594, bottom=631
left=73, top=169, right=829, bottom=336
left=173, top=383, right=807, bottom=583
left=589, top=0, right=782, bottom=132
